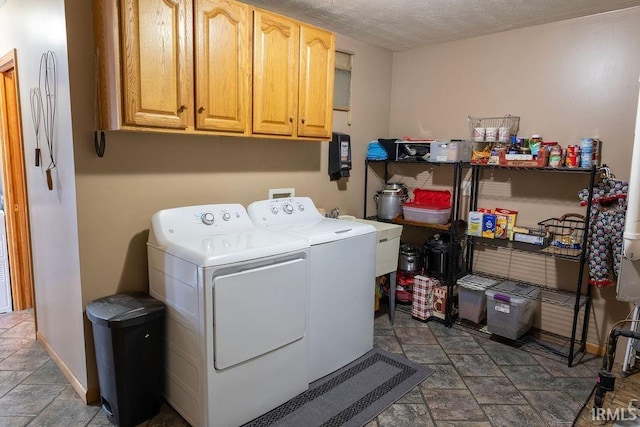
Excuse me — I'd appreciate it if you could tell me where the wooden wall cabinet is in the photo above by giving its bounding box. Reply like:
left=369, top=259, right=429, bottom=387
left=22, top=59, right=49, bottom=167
left=253, top=10, right=335, bottom=139
left=94, top=0, right=334, bottom=140
left=195, top=0, right=251, bottom=133
left=95, top=0, right=193, bottom=130
left=298, top=25, right=335, bottom=138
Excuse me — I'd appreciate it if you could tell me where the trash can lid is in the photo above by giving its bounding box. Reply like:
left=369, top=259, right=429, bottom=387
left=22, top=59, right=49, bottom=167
left=86, top=292, right=165, bottom=328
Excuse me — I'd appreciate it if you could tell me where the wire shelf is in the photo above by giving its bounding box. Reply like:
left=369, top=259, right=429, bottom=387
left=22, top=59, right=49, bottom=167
left=468, top=114, right=520, bottom=143
left=537, top=214, right=585, bottom=258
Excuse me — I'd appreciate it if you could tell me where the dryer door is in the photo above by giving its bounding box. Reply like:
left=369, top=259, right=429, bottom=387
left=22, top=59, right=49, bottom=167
left=212, top=258, right=306, bottom=370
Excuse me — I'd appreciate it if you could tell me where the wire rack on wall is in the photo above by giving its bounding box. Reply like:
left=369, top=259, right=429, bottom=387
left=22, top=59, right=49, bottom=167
left=468, top=115, right=520, bottom=141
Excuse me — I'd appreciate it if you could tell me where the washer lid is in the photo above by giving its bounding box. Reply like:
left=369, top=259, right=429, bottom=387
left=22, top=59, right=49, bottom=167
left=268, top=218, right=376, bottom=245
left=248, top=197, right=376, bottom=245
left=148, top=204, right=308, bottom=266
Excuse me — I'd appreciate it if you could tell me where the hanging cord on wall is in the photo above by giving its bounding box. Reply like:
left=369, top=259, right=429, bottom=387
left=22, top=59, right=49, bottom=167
left=29, top=88, right=42, bottom=167
left=38, top=51, right=57, bottom=190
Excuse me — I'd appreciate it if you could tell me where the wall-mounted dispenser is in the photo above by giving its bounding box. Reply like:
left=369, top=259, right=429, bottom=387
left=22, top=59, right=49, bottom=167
left=328, top=132, right=351, bottom=181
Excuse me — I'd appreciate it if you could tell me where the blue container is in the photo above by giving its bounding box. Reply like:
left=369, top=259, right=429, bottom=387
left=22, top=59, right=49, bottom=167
left=581, top=138, right=593, bottom=153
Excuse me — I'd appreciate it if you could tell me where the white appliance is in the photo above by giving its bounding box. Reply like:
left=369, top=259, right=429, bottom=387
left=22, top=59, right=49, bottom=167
left=247, top=197, right=376, bottom=382
left=617, top=77, right=640, bottom=373
left=147, top=204, right=310, bottom=427
left=0, top=211, right=11, bottom=313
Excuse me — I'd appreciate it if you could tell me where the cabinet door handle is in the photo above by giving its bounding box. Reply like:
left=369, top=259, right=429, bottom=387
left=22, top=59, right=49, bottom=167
left=301, top=118, right=306, bottom=124
left=198, top=106, right=206, bottom=114
left=178, top=105, right=187, bottom=113
left=289, top=117, right=293, bottom=123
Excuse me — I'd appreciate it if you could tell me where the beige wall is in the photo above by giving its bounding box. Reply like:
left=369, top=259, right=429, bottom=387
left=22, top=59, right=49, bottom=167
left=69, top=5, right=394, bottom=392
left=389, top=7, right=640, bottom=348
left=0, top=0, right=87, bottom=390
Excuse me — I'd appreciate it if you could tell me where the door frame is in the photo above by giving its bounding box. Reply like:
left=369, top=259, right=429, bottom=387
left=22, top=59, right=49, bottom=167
left=0, top=48, right=35, bottom=313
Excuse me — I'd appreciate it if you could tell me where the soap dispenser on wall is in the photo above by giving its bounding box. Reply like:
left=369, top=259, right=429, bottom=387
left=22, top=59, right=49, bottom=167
left=328, top=132, right=351, bottom=181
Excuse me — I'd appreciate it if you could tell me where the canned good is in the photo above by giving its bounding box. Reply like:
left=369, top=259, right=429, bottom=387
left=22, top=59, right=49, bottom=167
left=498, top=127, right=510, bottom=143
left=565, top=154, right=578, bottom=168
left=580, top=151, right=592, bottom=168
left=581, top=138, right=593, bottom=154
left=566, top=145, right=579, bottom=156
left=549, top=145, right=562, bottom=168
left=486, top=127, right=498, bottom=143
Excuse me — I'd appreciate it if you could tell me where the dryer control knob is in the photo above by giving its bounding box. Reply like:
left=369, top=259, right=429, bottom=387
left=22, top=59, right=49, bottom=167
left=201, top=212, right=215, bottom=225
left=297, top=203, right=305, bottom=211
left=283, top=203, right=294, bottom=214
left=222, top=213, right=231, bottom=221
left=271, top=206, right=279, bottom=215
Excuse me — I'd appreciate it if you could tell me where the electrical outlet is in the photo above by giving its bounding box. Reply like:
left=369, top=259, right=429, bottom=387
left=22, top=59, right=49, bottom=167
left=268, top=188, right=295, bottom=199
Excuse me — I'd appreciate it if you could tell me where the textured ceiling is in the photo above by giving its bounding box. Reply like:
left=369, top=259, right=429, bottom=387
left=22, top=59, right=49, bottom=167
left=241, top=0, right=640, bottom=51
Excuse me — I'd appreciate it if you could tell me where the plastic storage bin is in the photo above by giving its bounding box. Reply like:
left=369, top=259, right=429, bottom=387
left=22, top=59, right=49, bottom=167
left=86, top=293, right=166, bottom=427
left=429, top=140, right=472, bottom=163
left=485, top=281, right=541, bottom=340
left=402, top=204, right=451, bottom=224
left=458, top=275, right=499, bottom=323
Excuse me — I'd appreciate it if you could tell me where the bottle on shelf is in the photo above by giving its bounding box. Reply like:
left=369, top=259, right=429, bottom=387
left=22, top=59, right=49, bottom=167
left=518, top=138, right=532, bottom=155
left=507, top=136, right=519, bottom=154
left=530, top=134, right=543, bottom=158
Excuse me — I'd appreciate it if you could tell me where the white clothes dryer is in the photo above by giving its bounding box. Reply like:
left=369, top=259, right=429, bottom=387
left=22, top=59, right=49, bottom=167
left=147, top=204, right=310, bottom=427
left=247, top=197, right=376, bottom=382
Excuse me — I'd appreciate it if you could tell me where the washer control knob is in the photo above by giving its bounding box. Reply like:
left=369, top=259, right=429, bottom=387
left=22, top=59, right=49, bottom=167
left=283, top=203, right=294, bottom=214
left=271, top=206, right=279, bottom=215
left=222, top=212, right=231, bottom=221
left=201, top=212, right=215, bottom=225
left=297, top=203, right=305, bottom=211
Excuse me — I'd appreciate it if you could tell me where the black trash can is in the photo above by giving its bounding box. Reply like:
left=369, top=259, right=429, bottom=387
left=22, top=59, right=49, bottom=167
left=86, top=292, right=166, bottom=427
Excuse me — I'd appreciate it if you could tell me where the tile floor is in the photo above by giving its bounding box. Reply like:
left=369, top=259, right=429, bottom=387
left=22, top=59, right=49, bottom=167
left=0, top=306, right=610, bottom=426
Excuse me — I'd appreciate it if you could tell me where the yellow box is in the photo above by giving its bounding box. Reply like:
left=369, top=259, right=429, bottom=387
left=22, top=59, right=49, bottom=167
left=494, top=214, right=509, bottom=239
left=494, top=208, right=518, bottom=239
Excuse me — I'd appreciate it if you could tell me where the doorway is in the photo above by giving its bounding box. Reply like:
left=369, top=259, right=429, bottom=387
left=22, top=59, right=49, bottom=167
left=0, top=49, right=35, bottom=311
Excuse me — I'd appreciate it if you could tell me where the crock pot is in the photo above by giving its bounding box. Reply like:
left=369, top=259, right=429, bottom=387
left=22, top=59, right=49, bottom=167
left=423, top=234, right=461, bottom=279
left=398, top=243, right=422, bottom=272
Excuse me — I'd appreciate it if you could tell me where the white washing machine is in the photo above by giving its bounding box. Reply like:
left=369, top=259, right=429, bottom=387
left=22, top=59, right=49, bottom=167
left=247, top=197, right=376, bottom=382
left=147, top=204, right=310, bottom=427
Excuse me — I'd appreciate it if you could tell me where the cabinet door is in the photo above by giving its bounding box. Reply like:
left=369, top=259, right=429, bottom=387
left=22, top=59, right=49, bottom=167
left=252, top=10, right=299, bottom=136
left=298, top=25, right=335, bottom=139
left=121, top=0, right=192, bottom=129
left=195, top=0, right=250, bottom=133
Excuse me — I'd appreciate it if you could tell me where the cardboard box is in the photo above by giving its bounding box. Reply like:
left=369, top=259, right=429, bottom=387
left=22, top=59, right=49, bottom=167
left=432, top=285, right=457, bottom=320
left=482, top=213, right=496, bottom=238
left=494, top=208, right=518, bottom=240
left=513, top=232, right=545, bottom=245
left=498, top=145, right=548, bottom=167
left=494, top=214, right=509, bottom=239
left=467, top=211, right=483, bottom=237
